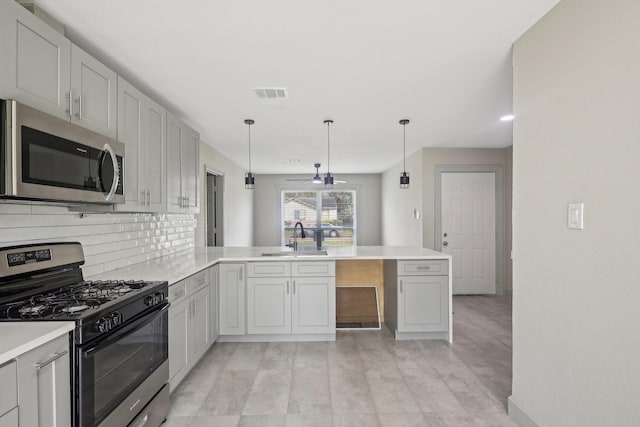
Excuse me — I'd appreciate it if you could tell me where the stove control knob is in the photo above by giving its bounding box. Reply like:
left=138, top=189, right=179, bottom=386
left=96, top=318, right=111, bottom=333
left=111, top=312, right=122, bottom=326
left=144, top=295, right=154, bottom=306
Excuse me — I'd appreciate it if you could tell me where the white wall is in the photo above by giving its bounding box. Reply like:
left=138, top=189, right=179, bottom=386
left=381, top=150, right=423, bottom=246
left=253, top=174, right=382, bottom=246
left=198, top=141, right=254, bottom=247
left=510, top=0, right=640, bottom=426
left=0, top=204, right=195, bottom=277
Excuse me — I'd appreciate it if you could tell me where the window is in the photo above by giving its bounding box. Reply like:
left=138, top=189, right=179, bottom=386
left=282, top=190, right=356, bottom=248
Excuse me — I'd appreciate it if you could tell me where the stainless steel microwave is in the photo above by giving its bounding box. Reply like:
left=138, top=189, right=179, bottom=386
left=1, top=100, right=124, bottom=204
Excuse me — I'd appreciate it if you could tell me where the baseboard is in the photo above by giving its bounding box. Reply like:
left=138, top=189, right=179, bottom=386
left=508, top=395, right=542, bottom=427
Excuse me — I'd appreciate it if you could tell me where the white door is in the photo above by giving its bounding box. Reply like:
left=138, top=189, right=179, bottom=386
left=441, top=172, right=496, bottom=294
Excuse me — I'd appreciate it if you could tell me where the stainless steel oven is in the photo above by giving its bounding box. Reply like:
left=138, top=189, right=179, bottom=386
left=0, top=242, right=169, bottom=427
left=77, top=302, right=169, bottom=427
left=1, top=100, right=124, bottom=204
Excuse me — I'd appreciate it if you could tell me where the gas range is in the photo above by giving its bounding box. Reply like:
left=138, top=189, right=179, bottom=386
left=0, top=242, right=170, bottom=427
left=0, top=244, right=167, bottom=345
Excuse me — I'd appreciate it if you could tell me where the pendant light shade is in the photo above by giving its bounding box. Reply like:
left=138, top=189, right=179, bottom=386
left=244, top=119, right=255, bottom=189
left=323, top=120, right=334, bottom=189
left=312, top=163, right=322, bottom=184
left=399, top=119, right=410, bottom=189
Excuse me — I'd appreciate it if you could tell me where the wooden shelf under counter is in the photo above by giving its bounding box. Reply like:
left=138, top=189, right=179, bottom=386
left=335, top=259, right=384, bottom=323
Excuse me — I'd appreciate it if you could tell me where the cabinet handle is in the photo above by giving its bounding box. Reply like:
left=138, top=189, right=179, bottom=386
left=146, top=190, right=150, bottom=206
left=286, top=280, right=289, bottom=294
left=75, top=95, right=83, bottom=119
left=36, top=351, right=68, bottom=370
left=293, top=280, right=296, bottom=294
left=239, top=267, right=243, bottom=281
left=400, top=280, right=403, bottom=293
left=65, top=91, right=73, bottom=116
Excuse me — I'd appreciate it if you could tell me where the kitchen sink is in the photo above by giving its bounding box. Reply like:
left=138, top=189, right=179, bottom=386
left=261, top=250, right=328, bottom=257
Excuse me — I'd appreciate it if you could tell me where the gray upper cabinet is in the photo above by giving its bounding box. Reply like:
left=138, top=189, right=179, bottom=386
left=167, top=112, right=200, bottom=213
left=0, top=0, right=117, bottom=138
left=69, top=44, right=117, bottom=138
left=116, top=77, right=166, bottom=212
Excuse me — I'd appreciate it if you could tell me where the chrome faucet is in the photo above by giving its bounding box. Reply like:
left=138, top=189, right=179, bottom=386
left=292, top=221, right=306, bottom=251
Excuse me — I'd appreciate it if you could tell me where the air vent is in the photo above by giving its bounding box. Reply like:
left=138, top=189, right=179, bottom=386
left=253, top=88, right=287, bottom=99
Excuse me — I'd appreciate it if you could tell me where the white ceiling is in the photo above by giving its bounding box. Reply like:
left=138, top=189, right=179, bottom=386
left=33, top=0, right=560, bottom=174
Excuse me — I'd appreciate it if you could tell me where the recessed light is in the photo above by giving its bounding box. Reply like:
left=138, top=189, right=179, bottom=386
left=500, top=114, right=514, bottom=122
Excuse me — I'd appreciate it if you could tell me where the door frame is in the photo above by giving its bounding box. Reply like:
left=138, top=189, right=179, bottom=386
left=205, top=165, right=224, bottom=247
left=434, top=165, right=505, bottom=295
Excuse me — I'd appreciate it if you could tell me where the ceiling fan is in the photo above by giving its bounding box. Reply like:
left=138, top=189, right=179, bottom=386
left=285, top=163, right=347, bottom=184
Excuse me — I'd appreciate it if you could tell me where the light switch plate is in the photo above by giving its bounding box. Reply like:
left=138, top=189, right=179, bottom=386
left=568, top=203, right=584, bottom=230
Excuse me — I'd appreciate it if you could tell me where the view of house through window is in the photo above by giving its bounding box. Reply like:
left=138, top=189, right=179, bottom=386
left=282, top=191, right=355, bottom=248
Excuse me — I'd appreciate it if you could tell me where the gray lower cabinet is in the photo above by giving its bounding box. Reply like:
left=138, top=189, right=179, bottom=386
left=245, top=261, right=336, bottom=336
left=385, top=260, right=450, bottom=338
left=218, top=263, right=246, bottom=335
left=14, top=334, right=71, bottom=427
left=209, top=265, right=220, bottom=343
left=168, top=270, right=211, bottom=391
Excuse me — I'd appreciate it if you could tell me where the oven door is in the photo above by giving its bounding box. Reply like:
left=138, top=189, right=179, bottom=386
left=76, top=303, right=168, bottom=427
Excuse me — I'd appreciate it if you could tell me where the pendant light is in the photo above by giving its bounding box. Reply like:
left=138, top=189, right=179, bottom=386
left=244, top=119, right=255, bottom=189
left=399, top=119, right=410, bottom=189
left=323, top=119, right=334, bottom=189
left=312, top=163, right=322, bottom=184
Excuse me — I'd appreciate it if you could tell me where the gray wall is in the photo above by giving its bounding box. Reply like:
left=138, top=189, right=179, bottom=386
left=381, top=150, right=424, bottom=246
left=381, top=146, right=512, bottom=291
left=197, top=141, right=254, bottom=247
left=253, top=174, right=382, bottom=247
left=510, top=0, right=640, bottom=425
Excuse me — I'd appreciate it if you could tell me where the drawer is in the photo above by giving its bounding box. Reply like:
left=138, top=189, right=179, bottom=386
left=187, top=270, right=209, bottom=293
left=168, top=280, right=188, bottom=304
left=292, top=261, right=335, bottom=277
left=0, top=360, right=17, bottom=417
left=398, top=260, right=448, bottom=276
left=247, top=262, right=291, bottom=277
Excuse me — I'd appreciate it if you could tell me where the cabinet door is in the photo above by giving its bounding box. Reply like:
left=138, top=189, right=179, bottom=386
left=0, top=408, right=18, bottom=427
left=116, top=77, right=144, bottom=210
left=291, top=277, right=336, bottom=334
left=209, top=265, right=220, bottom=342
left=17, top=334, right=70, bottom=427
left=0, top=0, right=71, bottom=121
left=189, top=286, right=210, bottom=364
left=181, top=124, right=200, bottom=212
left=70, top=44, right=117, bottom=138
left=397, top=275, right=448, bottom=332
left=247, top=277, right=291, bottom=334
left=219, top=264, right=245, bottom=335
left=166, top=113, right=183, bottom=212
left=145, top=98, right=166, bottom=212
left=169, top=297, right=189, bottom=391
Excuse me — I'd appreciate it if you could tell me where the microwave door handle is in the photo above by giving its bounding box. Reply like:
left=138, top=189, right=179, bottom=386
left=102, top=143, right=119, bottom=201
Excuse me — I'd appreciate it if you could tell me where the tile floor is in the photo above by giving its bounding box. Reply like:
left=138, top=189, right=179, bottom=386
left=165, top=295, right=514, bottom=427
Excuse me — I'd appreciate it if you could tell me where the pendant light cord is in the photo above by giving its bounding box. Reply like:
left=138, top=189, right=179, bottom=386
left=403, top=122, right=406, bottom=172
left=248, top=121, right=252, bottom=172
left=326, top=121, right=331, bottom=173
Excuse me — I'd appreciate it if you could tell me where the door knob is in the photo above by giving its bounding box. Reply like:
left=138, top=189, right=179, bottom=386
left=443, top=241, right=448, bottom=247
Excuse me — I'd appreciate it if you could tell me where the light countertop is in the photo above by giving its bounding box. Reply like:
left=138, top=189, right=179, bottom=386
left=87, top=245, right=451, bottom=285
left=0, top=321, right=75, bottom=365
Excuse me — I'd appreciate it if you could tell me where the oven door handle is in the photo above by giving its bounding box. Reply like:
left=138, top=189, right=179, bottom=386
left=82, top=302, right=169, bottom=357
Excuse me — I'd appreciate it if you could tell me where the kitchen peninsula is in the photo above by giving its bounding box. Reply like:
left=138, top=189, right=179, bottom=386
left=90, top=246, right=452, bottom=391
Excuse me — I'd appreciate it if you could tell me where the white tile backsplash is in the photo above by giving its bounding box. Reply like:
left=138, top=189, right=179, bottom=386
left=0, top=206, right=196, bottom=277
